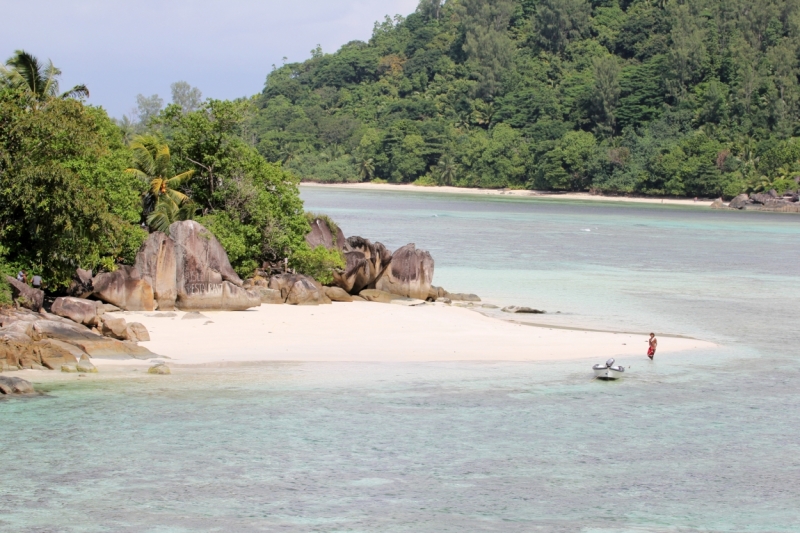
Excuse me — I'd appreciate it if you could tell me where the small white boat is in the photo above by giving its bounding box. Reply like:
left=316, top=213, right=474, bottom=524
left=593, top=358, right=626, bottom=380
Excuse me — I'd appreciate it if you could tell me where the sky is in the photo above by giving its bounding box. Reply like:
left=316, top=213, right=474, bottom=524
left=1, top=0, right=419, bottom=118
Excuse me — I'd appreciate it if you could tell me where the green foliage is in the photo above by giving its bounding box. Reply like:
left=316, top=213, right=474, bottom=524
left=0, top=88, right=146, bottom=287
left=244, top=0, right=800, bottom=199
left=289, top=245, right=345, bottom=285
left=156, top=99, right=311, bottom=274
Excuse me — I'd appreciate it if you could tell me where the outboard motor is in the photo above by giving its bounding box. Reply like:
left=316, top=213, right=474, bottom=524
left=606, top=358, right=615, bottom=368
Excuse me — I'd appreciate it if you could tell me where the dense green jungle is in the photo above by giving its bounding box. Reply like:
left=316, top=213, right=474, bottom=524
left=3, top=0, right=800, bottom=290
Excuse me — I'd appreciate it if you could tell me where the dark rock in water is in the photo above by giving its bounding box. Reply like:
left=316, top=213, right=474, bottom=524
left=0, top=375, right=34, bottom=394
left=51, top=297, right=104, bottom=327
left=169, top=221, right=261, bottom=311
left=502, top=306, right=546, bottom=314
left=729, top=193, right=751, bottom=209
left=148, top=363, right=171, bottom=375
left=135, top=232, right=178, bottom=311
left=5, top=276, right=44, bottom=311
left=750, top=192, right=774, bottom=205
left=375, top=243, right=435, bottom=300
left=92, top=266, right=155, bottom=312
left=445, top=292, right=481, bottom=302
left=306, top=217, right=346, bottom=251
left=67, top=268, right=94, bottom=298
left=324, top=286, right=353, bottom=302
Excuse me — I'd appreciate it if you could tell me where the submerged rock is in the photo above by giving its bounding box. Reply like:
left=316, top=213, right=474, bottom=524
left=0, top=375, right=34, bottom=394
left=445, top=292, right=481, bottom=302
left=148, top=363, right=171, bottom=375
left=502, top=306, right=546, bottom=314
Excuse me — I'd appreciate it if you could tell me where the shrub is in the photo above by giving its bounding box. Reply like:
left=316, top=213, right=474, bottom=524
left=290, top=245, right=345, bottom=285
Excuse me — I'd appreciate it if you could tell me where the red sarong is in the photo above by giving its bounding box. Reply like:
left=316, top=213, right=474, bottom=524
left=647, top=346, right=655, bottom=358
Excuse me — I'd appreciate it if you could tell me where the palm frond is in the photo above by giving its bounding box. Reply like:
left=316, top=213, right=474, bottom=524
left=123, top=168, right=150, bottom=183
left=42, top=59, right=61, bottom=97
left=163, top=188, right=189, bottom=206
left=61, top=84, right=89, bottom=99
left=7, top=50, right=44, bottom=97
left=154, top=144, right=171, bottom=176
left=146, top=202, right=178, bottom=234
left=166, top=169, right=195, bottom=189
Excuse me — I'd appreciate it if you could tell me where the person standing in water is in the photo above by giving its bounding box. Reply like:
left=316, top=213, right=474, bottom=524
left=647, top=333, right=657, bottom=360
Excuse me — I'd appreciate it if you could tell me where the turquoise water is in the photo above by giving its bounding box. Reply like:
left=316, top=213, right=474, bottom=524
left=2, top=189, right=799, bottom=531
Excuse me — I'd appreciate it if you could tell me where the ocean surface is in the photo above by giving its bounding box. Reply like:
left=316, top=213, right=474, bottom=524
left=2, top=188, right=799, bottom=532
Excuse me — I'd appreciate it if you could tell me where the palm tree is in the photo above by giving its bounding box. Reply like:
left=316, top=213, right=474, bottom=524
left=1, top=50, right=89, bottom=103
left=358, top=158, right=375, bottom=181
left=436, top=155, right=459, bottom=186
left=124, top=135, right=195, bottom=234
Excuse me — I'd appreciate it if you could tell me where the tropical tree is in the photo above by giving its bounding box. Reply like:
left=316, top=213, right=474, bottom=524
left=436, top=155, right=459, bottom=185
left=358, top=157, right=375, bottom=181
left=124, top=135, right=195, bottom=233
left=0, top=50, right=89, bottom=103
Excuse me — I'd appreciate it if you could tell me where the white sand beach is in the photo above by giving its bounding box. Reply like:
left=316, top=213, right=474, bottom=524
left=86, top=302, right=714, bottom=368
left=301, top=182, right=713, bottom=207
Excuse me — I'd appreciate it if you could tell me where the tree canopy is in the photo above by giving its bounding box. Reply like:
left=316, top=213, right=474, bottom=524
left=247, top=0, right=800, bottom=198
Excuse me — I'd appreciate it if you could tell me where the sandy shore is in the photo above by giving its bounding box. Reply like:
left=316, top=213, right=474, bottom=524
left=301, top=182, right=713, bottom=207
left=68, top=302, right=714, bottom=368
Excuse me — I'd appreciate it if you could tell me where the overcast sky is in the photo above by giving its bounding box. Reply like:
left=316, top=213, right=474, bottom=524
left=1, top=0, right=419, bottom=118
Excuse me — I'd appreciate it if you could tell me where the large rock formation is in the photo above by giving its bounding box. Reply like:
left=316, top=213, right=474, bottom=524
left=374, top=244, right=435, bottom=300
left=4, top=276, right=44, bottom=311
left=306, top=217, right=346, bottom=251
left=168, top=221, right=261, bottom=311
left=126, top=221, right=260, bottom=311
left=92, top=267, right=155, bottom=312
left=332, top=237, right=393, bottom=295
left=135, top=232, right=178, bottom=310
left=0, top=376, right=34, bottom=395
left=728, top=193, right=750, bottom=209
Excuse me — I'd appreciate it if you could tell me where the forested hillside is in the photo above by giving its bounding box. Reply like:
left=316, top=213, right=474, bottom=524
left=253, top=0, right=800, bottom=198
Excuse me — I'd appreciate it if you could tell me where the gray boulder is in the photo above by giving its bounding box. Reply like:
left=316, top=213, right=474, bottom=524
left=359, top=289, right=399, bottom=304
left=67, top=268, right=94, bottom=298
left=5, top=276, right=44, bottom=311
left=92, top=266, right=155, bottom=311
left=51, top=297, right=104, bottom=326
left=0, top=375, right=34, bottom=394
left=729, top=193, right=751, bottom=209
left=269, top=274, right=331, bottom=305
left=333, top=237, right=393, bottom=294
left=324, top=286, right=352, bottom=302
left=125, top=323, right=150, bottom=342
left=710, top=198, right=726, bottom=209
left=375, top=244, right=435, bottom=300
left=306, top=217, right=346, bottom=251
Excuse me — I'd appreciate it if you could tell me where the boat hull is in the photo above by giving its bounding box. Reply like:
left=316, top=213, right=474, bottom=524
left=593, top=366, right=625, bottom=380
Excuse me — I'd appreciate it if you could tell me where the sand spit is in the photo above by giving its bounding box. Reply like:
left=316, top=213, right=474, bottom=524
left=300, top=182, right=711, bottom=208
left=71, top=302, right=714, bottom=368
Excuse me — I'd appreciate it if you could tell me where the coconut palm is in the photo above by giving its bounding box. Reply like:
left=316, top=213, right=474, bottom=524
left=1, top=50, right=89, bottom=103
left=436, top=155, right=459, bottom=186
left=124, top=135, right=195, bottom=233
left=358, top=157, right=375, bottom=181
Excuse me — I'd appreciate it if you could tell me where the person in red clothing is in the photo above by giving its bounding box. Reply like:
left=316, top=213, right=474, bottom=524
left=647, top=332, right=657, bottom=360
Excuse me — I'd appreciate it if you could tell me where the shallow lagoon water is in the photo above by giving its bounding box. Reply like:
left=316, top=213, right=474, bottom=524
left=2, top=189, right=799, bottom=531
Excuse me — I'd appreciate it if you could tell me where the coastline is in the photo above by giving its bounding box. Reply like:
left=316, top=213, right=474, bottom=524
left=300, top=181, right=713, bottom=208
left=17, top=303, right=715, bottom=383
